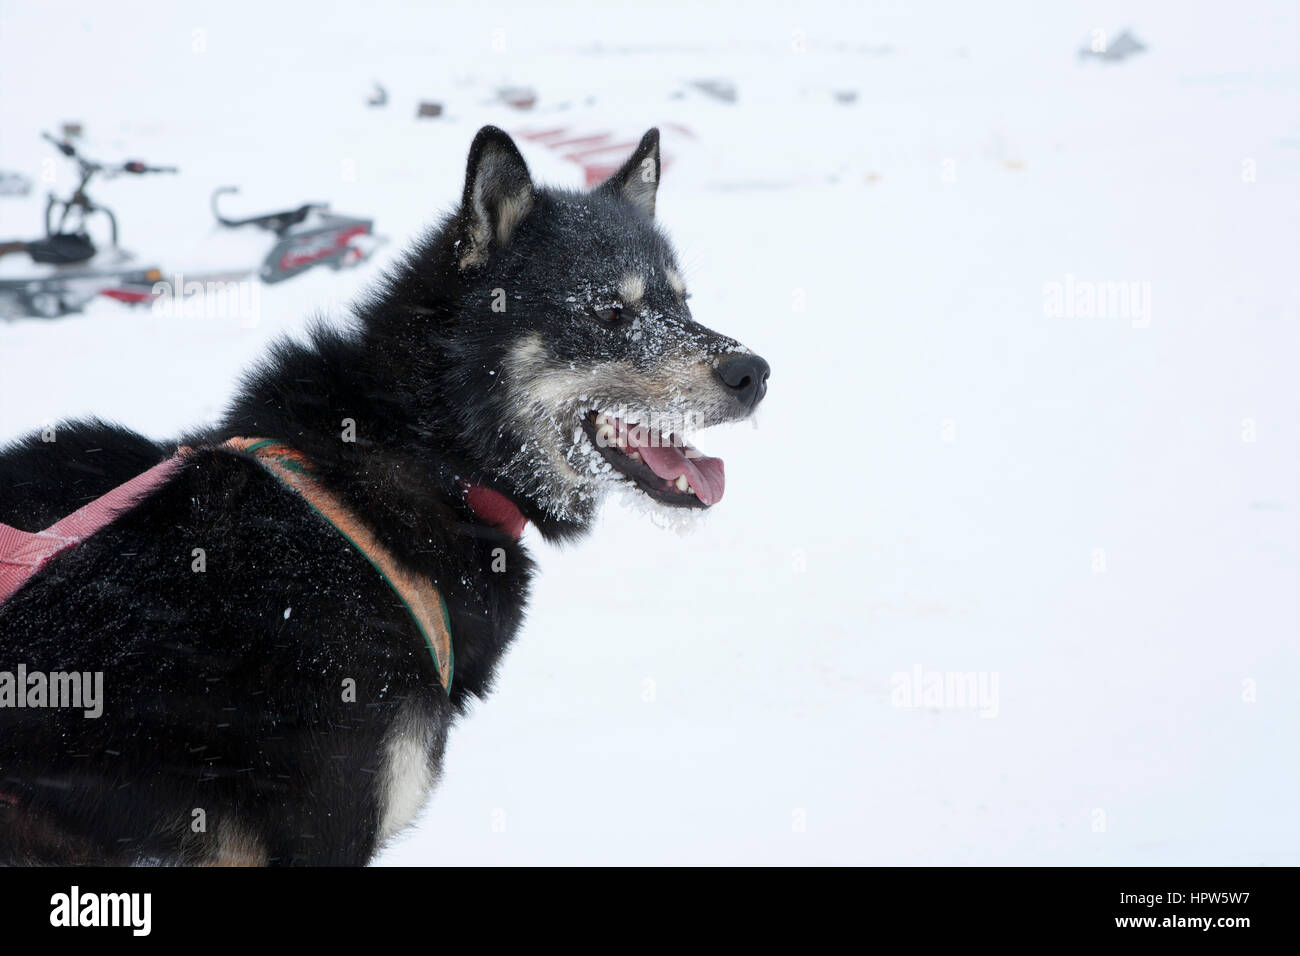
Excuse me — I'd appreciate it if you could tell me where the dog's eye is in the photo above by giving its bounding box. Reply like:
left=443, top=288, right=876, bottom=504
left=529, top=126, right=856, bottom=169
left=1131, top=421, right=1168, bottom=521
left=592, top=304, right=626, bottom=324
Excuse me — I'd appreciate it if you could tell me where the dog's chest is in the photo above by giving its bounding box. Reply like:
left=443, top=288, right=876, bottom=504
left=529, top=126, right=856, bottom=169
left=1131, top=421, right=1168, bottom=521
left=369, top=559, right=526, bottom=847
left=376, top=701, right=443, bottom=843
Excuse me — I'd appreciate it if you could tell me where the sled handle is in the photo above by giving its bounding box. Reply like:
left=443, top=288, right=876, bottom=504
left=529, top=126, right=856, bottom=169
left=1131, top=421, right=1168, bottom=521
left=40, top=131, right=76, bottom=157
left=211, top=186, right=242, bottom=226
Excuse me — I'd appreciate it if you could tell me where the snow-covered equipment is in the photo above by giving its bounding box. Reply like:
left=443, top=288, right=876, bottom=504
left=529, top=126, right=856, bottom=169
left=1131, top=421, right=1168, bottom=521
left=0, top=132, right=169, bottom=318
left=210, top=187, right=385, bottom=284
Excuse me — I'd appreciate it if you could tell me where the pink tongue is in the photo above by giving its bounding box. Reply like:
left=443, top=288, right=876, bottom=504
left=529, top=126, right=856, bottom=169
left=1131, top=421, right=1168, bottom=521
left=622, top=423, right=725, bottom=505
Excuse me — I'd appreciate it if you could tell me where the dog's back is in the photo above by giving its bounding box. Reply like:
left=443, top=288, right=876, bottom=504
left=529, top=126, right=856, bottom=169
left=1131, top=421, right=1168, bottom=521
left=0, top=421, right=167, bottom=532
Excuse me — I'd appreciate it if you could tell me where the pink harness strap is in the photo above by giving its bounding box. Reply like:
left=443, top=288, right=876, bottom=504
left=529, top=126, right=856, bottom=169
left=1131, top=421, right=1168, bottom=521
left=0, top=442, right=531, bottom=606
left=0, top=454, right=184, bottom=603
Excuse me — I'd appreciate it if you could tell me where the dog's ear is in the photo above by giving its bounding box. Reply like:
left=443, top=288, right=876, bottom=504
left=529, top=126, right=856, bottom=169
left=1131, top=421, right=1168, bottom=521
left=599, top=128, right=660, bottom=218
left=457, top=126, right=535, bottom=270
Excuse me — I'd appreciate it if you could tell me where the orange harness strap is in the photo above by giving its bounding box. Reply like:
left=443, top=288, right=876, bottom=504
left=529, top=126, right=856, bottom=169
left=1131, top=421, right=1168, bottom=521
left=0, top=436, right=457, bottom=695
left=227, top=438, right=455, bottom=696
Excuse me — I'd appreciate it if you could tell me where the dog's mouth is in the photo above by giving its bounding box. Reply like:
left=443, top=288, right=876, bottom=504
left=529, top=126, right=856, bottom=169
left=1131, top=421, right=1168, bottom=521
left=580, top=411, right=725, bottom=509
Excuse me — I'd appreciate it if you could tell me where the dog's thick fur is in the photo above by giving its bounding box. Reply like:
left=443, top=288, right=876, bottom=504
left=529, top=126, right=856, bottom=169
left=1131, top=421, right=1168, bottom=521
left=0, top=128, right=767, bottom=865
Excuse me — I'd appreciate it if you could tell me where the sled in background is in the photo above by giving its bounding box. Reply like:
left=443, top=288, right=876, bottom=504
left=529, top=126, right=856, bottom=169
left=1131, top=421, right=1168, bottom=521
left=0, top=132, right=385, bottom=320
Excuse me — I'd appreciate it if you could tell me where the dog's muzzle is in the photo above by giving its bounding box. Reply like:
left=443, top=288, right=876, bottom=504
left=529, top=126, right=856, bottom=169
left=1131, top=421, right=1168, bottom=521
left=714, top=353, right=770, bottom=413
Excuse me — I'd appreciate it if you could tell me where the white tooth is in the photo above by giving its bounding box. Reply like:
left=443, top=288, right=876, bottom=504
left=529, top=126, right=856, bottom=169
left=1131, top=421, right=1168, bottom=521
left=596, top=423, right=616, bottom=446
left=628, top=451, right=642, bottom=462
left=675, top=474, right=689, bottom=493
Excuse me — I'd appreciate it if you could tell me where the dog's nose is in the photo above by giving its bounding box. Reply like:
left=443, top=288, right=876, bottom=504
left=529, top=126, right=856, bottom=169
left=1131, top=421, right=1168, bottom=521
left=715, top=353, right=770, bottom=411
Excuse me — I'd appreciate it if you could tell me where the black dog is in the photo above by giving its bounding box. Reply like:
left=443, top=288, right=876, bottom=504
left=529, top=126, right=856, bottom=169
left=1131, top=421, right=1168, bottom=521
left=0, top=127, right=769, bottom=865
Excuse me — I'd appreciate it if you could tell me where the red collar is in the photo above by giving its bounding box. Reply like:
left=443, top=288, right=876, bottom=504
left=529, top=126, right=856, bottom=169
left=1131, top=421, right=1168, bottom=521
left=462, top=484, right=528, bottom=540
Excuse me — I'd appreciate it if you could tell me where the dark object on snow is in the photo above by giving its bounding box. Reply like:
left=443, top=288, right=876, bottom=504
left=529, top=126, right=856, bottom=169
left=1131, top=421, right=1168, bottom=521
left=60, top=121, right=83, bottom=139
left=0, top=126, right=769, bottom=865
left=16, top=233, right=97, bottom=265
left=416, top=100, right=443, bottom=118
left=34, top=131, right=177, bottom=247
left=1078, top=29, right=1147, bottom=63
left=211, top=186, right=324, bottom=233
left=0, top=132, right=172, bottom=318
left=498, top=86, right=537, bottom=110
left=368, top=81, right=388, bottom=107
left=832, top=90, right=858, bottom=105
left=210, top=187, right=382, bottom=284
left=690, top=78, right=737, bottom=103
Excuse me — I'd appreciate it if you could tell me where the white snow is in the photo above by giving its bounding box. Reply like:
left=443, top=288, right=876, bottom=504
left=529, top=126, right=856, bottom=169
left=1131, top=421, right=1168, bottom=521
left=1, top=0, right=1296, bottom=864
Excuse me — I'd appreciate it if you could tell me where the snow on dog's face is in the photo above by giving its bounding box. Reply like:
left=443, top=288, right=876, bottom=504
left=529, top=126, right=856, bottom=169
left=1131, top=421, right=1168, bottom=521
left=430, top=127, right=769, bottom=531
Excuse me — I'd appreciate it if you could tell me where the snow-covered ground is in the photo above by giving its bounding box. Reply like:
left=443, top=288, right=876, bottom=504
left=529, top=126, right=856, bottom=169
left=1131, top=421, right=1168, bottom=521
left=1, top=1, right=1296, bottom=864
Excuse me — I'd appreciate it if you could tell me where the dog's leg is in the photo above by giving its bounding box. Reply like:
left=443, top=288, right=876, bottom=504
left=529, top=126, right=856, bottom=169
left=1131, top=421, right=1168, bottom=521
left=265, top=813, right=376, bottom=867
left=195, top=821, right=271, bottom=867
left=259, top=769, right=382, bottom=866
